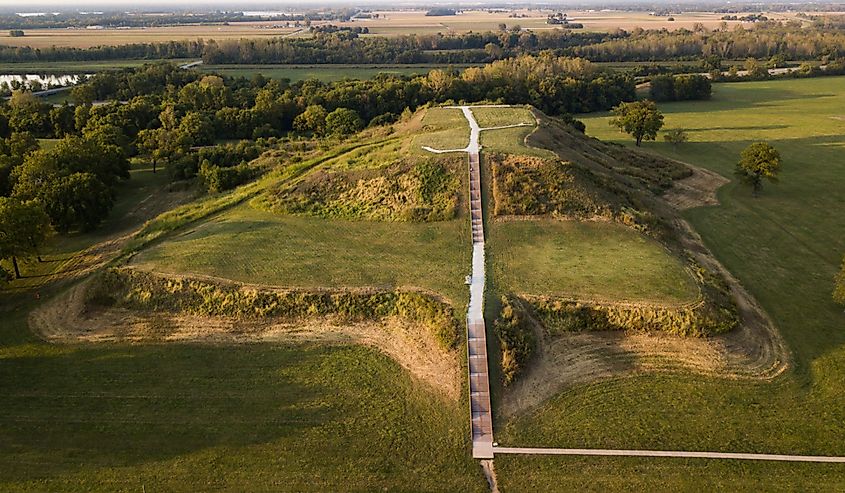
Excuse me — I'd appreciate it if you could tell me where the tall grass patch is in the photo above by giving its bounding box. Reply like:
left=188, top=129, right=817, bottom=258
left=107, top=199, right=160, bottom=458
left=90, top=268, right=461, bottom=349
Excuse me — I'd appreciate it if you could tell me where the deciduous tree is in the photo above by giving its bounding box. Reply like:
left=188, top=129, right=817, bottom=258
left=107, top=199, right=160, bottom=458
left=663, top=128, right=689, bottom=146
left=293, top=104, right=328, bottom=136
left=325, top=108, right=364, bottom=136
left=0, top=197, right=51, bottom=278
left=735, top=142, right=781, bottom=196
left=609, top=100, right=664, bottom=146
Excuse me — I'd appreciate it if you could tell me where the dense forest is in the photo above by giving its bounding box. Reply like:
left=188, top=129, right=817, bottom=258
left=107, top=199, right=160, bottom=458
left=3, top=23, right=843, bottom=64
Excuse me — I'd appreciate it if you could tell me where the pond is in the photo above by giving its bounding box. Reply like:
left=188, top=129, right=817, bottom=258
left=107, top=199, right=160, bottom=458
left=0, top=74, right=89, bottom=92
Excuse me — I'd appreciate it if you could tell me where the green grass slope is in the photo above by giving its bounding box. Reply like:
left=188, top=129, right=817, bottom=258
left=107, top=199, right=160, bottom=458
left=0, top=310, right=485, bottom=492
left=131, top=205, right=470, bottom=307
left=496, top=77, right=845, bottom=490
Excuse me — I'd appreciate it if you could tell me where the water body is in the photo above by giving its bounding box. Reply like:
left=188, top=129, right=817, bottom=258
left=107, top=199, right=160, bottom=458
left=0, top=74, right=89, bottom=91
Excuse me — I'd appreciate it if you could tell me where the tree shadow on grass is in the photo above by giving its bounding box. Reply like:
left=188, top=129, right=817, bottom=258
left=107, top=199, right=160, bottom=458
left=682, top=124, right=790, bottom=132
left=0, top=343, right=336, bottom=481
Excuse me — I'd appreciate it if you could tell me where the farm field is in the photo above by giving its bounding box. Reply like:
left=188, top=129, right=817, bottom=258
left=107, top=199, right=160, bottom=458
left=331, top=9, right=792, bottom=35
left=0, top=9, right=807, bottom=51
left=0, top=24, right=301, bottom=49
left=495, top=76, right=845, bottom=488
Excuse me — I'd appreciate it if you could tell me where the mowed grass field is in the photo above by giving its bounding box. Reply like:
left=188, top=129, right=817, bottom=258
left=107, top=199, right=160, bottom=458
left=472, top=106, right=535, bottom=128
left=490, top=220, right=699, bottom=305
left=412, top=107, right=470, bottom=153
left=0, top=308, right=486, bottom=492
left=496, top=77, right=845, bottom=489
left=131, top=204, right=470, bottom=307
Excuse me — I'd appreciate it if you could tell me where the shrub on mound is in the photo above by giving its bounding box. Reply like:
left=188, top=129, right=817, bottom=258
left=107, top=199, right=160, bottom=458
left=490, top=154, right=659, bottom=233
left=528, top=296, right=737, bottom=337
left=494, top=295, right=536, bottom=385
left=88, top=268, right=460, bottom=349
left=267, top=158, right=461, bottom=222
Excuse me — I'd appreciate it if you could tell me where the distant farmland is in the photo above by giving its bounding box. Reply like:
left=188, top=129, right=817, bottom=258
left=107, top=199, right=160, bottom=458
left=0, top=9, right=806, bottom=50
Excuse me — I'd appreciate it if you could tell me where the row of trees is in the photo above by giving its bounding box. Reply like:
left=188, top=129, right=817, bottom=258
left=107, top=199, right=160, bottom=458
left=3, top=23, right=843, bottom=64
left=572, top=23, right=845, bottom=62
left=2, top=57, right=625, bottom=147
left=649, top=74, right=712, bottom=102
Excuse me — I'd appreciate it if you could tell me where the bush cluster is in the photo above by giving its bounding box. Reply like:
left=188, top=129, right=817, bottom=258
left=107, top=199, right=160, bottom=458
left=268, top=158, right=461, bottom=222
left=494, top=295, right=536, bottom=385
left=88, top=268, right=460, bottom=349
left=649, top=74, right=712, bottom=102
left=529, top=292, right=737, bottom=338
left=491, top=155, right=607, bottom=218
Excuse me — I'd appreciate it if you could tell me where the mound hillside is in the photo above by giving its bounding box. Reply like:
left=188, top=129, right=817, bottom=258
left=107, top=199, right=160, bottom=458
left=38, top=105, right=782, bottom=398
left=471, top=107, right=785, bottom=405
left=24, top=105, right=788, bottom=488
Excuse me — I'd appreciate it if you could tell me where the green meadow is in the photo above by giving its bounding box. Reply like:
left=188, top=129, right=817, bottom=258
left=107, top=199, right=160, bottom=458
left=497, top=76, right=845, bottom=490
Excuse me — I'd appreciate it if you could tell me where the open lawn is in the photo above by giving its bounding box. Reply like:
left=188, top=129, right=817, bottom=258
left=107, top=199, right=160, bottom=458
left=131, top=205, right=470, bottom=307
left=480, top=126, right=555, bottom=158
left=472, top=106, right=535, bottom=128
left=496, top=76, right=845, bottom=488
left=490, top=219, right=698, bottom=305
left=412, top=107, right=470, bottom=153
left=0, top=308, right=485, bottom=492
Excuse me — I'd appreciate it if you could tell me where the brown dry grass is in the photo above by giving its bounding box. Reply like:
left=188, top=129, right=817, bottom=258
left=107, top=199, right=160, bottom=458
left=663, top=164, right=730, bottom=210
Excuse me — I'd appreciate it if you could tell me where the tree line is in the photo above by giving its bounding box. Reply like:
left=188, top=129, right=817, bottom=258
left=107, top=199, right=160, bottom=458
left=3, top=23, right=844, bottom=65
left=572, top=23, right=845, bottom=62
